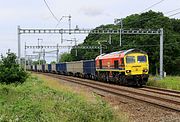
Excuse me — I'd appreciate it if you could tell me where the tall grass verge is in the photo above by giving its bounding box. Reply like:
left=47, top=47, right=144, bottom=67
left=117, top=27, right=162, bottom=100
left=147, top=76, right=180, bottom=90
left=0, top=75, right=121, bottom=122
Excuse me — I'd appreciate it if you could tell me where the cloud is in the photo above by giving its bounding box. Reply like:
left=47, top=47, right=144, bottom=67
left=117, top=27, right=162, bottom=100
left=80, top=6, right=104, bottom=16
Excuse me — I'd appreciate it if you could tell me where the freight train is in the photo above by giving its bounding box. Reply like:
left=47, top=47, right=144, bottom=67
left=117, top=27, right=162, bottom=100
left=28, top=49, right=149, bottom=86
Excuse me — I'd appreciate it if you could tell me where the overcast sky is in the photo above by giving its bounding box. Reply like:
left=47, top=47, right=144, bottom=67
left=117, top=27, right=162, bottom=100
left=0, top=0, right=179, bottom=62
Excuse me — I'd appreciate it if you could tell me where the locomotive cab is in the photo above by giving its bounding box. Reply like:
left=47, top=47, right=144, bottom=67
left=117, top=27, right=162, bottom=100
left=123, top=50, right=149, bottom=85
left=124, top=53, right=149, bottom=75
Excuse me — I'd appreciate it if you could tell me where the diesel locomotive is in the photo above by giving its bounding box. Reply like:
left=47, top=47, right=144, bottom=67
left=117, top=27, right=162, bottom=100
left=96, top=49, right=149, bottom=86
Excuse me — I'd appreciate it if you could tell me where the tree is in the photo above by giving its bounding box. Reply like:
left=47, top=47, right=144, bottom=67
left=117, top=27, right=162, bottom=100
left=59, top=53, right=73, bottom=62
left=0, top=50, right=28, bottom=84
left=50, top=61, right=56, bottom=64
left=32, top=60, right=46, bottom=65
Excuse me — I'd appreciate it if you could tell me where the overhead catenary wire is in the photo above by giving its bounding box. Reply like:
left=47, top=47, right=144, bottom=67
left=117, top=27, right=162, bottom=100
left=122, top=42, right=180, bottom=47
left=43, top=0, right=72, bottom=45
left=165, top=7, right=180, bottom=14
left=168, top=11, right=180, bottom=17
left=125, top=8, right=180, bottom=26
left=43, top=0, right=59, bottom=22
left=141, top=0, right=166, bottom=13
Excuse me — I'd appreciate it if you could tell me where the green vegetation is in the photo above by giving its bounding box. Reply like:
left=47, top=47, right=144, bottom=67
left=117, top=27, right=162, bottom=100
left=67, top=11, right=180, bottom=75
left=0, top=75, right=119, bottom=121
left=147, top=76, right=180, bottom=90
left=32, top=60, right=46, bottom=65
left=50, top=61, right=56, bottom=64
left=0, top=50, right=28, bottom=84
left=60, top=53, right=73, bottom=62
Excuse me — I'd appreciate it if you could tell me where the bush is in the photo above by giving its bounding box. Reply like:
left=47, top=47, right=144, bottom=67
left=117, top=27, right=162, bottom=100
left=0, top=50, right=28, bottom=84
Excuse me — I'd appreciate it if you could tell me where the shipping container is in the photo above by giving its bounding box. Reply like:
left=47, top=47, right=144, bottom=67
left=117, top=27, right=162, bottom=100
left=32, top=65, right=35, bottom=71
left=37, top=65, right=42, bottom=71
left=42, top=64, right=45, bottom=72
left=56, top=63, right=67, bottom=74
left=66, top=61, right=83, bottom=75
left=31, top=65, right=33, bottom=70
left=45, top=64, right=48, bottom=72
left=48, top=64, right=51, bottom=72
left=35, top=65, right=37, bottom=71
left=51, top=64, right=56, bottom=73
left=26, top=65, right=31, bottom=70
left=83, top=60, right=96, bottom=75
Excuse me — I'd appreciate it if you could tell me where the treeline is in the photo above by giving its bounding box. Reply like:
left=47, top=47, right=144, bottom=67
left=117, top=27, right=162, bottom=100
left=63, top=11, right=180, bottom=75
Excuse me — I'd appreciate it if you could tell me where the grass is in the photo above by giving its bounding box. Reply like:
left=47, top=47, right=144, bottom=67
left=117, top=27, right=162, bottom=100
left=147, top=76, right=180, bottom=90
left=0, top=75, right=122, bottom=122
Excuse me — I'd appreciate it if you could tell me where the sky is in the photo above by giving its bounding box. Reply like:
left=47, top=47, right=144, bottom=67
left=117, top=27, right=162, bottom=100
left=0, top=0, right=179, bottom=62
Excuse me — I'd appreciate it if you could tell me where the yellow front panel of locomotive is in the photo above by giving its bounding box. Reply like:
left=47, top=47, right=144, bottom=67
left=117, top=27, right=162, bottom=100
left=124, top=53, right=149, bottom=75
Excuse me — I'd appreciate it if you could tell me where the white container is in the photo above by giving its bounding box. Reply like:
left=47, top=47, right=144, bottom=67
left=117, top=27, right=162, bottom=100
left=66, top=61, right=83, bottom=74
left=51, top=64, right=56, bottom=72
left=45, top=64, right=48, bottom=72
left=37, top=65, right=42, bottom=71
left=33, top=65, right=36, bottom=71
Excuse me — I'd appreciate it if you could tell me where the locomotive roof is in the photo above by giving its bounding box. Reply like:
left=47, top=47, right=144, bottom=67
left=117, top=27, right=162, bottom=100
left=96, top=49, right=146, bottom=60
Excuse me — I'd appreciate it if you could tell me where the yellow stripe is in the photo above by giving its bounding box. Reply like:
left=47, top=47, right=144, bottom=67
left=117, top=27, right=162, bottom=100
left=96, top=69, right=125, bottom=72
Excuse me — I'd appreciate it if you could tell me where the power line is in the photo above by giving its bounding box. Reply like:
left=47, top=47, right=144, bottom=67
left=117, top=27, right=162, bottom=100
left=165, top=7, right=180, bottom=14
left=141, top=0, right=166, bottom=13
left=168, top=11, right=180, bottom=17
left=125, top=9, right=180, bottom=26
left=43, top=0, right=59, bottom=22
left=43, top=0, right=72, bottom=44
left=122, top=42, right=180, bottom=47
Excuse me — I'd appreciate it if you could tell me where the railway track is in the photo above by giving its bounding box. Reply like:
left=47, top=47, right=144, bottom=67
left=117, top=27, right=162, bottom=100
left=139, top=86, right=180, bottom=98
left=36, top=72, right=180, bottom=112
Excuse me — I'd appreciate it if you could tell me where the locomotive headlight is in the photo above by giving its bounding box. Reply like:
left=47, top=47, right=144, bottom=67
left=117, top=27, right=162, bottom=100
left=126, top=70, right=131, bottom=73
left=143, top=69, right=148, bottom=72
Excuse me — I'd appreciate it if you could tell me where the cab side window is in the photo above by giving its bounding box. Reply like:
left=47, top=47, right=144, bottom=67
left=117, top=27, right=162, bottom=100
left=99, top=60, right=102, bottom=69
left=114, top=60, right=119, bottom=69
